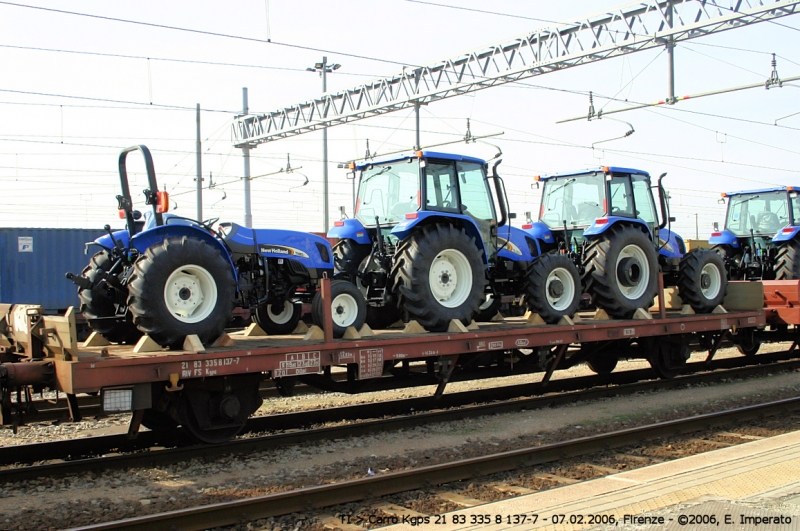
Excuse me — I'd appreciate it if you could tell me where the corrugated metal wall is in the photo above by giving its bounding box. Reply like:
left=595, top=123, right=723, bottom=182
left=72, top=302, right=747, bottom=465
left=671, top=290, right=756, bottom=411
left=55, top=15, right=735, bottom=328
left=0, top=228, right=106, bottom=310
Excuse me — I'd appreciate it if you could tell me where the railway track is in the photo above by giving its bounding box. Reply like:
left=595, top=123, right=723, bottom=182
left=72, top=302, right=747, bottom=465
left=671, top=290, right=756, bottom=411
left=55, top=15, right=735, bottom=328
left=2, top=350, right=799, bottom=483
left=65, top=397, right=800, bottom=531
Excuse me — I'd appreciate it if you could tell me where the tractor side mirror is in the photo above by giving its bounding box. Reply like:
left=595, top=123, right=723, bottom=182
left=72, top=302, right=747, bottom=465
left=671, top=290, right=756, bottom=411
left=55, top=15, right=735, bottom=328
left=669, top=217, right=676, bottom=222
left=713, top=222, right=719, bottom=231
left=509, top=212, right=517, bottom=219
left=346, top=171, right=355, bottom=180
left=524, top=211, right=532, bottom=223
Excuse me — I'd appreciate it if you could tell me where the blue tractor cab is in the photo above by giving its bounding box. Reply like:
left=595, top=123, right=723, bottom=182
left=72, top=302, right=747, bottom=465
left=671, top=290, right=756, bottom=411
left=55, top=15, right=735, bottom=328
left=329, top=150, right=582, bottom=331
left=709, top=186, right=800, bottom=280
left=525, top=166, right=727, bottom=318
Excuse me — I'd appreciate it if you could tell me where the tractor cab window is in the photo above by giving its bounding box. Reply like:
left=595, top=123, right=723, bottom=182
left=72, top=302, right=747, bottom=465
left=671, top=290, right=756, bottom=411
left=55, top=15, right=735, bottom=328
left=631, top=176, right=658, bottom=226
left=609, top=176, right=634, bottom=218
left=792, top=193, right=800, bottom=224
left=725, top=191, right=790, bottom=236
left=456, top=162, right=494, bottom=222
left=540, top=173, right=605, bottom=229
left=424, top=163, right=459, bottom=213
left=356, top=159, right=420, bottom=226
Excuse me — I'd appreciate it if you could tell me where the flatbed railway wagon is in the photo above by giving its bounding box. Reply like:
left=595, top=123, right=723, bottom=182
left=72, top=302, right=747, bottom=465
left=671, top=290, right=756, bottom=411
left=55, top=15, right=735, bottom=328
left=0, top=278, right=780, bottom=443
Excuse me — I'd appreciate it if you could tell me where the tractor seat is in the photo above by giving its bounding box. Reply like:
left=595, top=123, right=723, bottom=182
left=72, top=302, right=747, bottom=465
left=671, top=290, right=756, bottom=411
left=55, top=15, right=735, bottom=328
left=218, top=222, right=257, bottom=254
left=755, top=212, right=781, bottom=233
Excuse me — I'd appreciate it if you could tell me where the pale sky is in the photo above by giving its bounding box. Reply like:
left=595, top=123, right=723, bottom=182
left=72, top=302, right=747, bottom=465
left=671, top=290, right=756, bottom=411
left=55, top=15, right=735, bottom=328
left=1, top=0, right=799, bottom=241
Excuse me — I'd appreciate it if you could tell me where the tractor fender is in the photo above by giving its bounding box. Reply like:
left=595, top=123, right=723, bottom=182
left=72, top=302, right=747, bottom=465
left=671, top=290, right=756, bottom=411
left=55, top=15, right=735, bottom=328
left=520, top=221, right=556, bottom=255
left=656, top=228, right=685, bottom=259
left=497, top=226, right=537, bottom=261
left=391, top=211, right=487, bottom=264
left=92, top=229, right=130, bottom=251
left=772, top=226, right=800, bottom=243
left=583, top=216, right=652, bottom=238
left=327, top=218, right=371, bottom=245
left=709, top=229, right=740, bottom=248
left=131, top=225, right=238, bottom=281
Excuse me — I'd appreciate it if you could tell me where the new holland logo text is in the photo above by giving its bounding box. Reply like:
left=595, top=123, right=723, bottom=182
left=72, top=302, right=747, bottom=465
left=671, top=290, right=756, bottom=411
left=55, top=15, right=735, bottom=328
left=259, top=245, right=309, bottom=259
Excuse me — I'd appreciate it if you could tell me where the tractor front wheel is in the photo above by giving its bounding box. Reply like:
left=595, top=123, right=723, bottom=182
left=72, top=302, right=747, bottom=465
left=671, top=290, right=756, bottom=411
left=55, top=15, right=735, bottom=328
left=776, top=239, right=800, bottom=280
left=253, top=300, right=302, bottom=335
left=78, top=250, right=141, bottom=344
left=311, top=280, right=367, bottom=337
left=677, top=248, right=727, bottom=313
left=127, top=236, right=236, bottom=348
left=582, top=224, right=658, bottom=318
left=524, top=253, right=581, bottom=323
left=392, top=224, right=487, bottom=331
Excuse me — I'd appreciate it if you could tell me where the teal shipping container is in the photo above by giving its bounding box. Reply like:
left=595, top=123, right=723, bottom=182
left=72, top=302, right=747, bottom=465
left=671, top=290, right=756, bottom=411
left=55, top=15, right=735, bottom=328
left=0, top=228, right=106, bottom=311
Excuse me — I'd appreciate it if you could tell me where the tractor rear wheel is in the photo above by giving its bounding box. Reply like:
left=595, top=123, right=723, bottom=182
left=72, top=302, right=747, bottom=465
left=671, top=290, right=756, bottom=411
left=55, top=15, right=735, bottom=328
left=127, top=236, right=236, bottom=349
left=776, top=239, right=800, bottom=280
left=524, top=253, right=581, bottom=323
left=678, top=248, right=727, bottom=313
left=392, top=224, right=487, bottom=331
left=311, top=280, right=367, bottom=337
left=253, top=300, right=302, bottom=335
left=582, top=224, right=658, bottom=318
left=78, top=250, right=142, bottom=344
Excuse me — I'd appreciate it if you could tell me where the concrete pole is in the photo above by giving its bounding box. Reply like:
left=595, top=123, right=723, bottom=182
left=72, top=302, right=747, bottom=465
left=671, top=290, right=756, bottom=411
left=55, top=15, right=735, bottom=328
left=242, top=88, right=253, bottom=228
left=196, top=103, right=202, bottom=221
left=321, top=56, right=329, bottom=233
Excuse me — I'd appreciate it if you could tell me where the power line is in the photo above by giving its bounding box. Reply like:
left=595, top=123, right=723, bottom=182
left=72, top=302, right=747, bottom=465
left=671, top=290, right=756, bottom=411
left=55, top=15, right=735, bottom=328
left=404, top=0, right=557, bottom=23
left=0, top=43, right=377, bottom=77
left=0, top=88, right=235, bottom=113
left=0, top=2, right=408, bottom=67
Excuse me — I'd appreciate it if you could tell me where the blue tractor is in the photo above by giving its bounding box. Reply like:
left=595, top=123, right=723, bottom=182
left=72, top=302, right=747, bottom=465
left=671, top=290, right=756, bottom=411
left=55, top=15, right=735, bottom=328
left=530, top=166, right=727, bottom=316
left=527, top=167, right=728, bottom=377
left=709, top=186, right=800, bottom=280
left=328, top=150, right=583, bottom=332
left=66, top=146, right=366, bottom=442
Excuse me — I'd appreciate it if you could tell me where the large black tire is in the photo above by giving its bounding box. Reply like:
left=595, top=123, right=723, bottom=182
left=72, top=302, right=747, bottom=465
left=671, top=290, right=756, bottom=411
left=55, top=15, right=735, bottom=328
left=127, top=236, right=236, bottom=349
left=332, top=239, right=371, bottom=281
left=582, top=224, right=659, bottom=319
left=776, top=239, right=800, bottom=280
left=524, top=253, right=581, bottom=323
left=78, top=251, right=142, bottom=344
left=311, top=280, right=367, bottom=337
left=677, top=248, right=727, bottom=313
left=334, top=240, right=400, bottom=329
left=391, top=224, right=487, bottom=332
left=253, top=300, right=302, bottom=335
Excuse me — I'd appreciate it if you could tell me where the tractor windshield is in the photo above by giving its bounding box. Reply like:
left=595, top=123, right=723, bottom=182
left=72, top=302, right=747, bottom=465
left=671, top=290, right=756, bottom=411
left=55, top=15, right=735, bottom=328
left=355, top=160, right=420, bottom=226
left=725, top=191, right=791, bottom=236
left=540, top=174, right=605, bottom=229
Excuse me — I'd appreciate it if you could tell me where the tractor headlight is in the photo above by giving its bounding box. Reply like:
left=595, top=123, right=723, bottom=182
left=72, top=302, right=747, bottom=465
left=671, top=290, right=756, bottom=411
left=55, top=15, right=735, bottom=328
left=498, top=238, right=523, bottom=256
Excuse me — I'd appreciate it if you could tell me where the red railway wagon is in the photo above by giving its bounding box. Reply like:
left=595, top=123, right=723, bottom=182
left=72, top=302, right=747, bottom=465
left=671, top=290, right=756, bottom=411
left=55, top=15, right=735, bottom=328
left=0, top=278, right=782, bottom=443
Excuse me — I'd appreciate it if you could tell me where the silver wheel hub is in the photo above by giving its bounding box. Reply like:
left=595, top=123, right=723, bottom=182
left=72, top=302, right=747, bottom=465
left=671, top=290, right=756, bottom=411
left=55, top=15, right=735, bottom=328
left=428, top=249, right=473, bottom=309
left=164, top=265, right=218, bottom=323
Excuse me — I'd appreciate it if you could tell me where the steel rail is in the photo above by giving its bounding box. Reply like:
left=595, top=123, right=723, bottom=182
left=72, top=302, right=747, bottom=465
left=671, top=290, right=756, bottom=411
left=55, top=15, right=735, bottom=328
left=69, top=396, right=800, bottom=531
left=2, top=352, right=798, bottom=483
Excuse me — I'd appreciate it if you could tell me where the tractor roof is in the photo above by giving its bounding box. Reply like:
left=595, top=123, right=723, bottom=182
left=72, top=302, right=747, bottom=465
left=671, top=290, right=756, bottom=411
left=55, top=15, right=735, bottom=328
left=723, top=186, right=800, bottom=197
left=353, top=150, right=486, bottom=171
left=538, top=166, right=650, bottom=181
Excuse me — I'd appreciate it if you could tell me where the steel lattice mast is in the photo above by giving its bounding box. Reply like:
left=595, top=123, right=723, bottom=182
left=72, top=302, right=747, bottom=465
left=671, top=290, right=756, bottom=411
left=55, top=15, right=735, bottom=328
left=232, top=0, right=800, bottom=147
